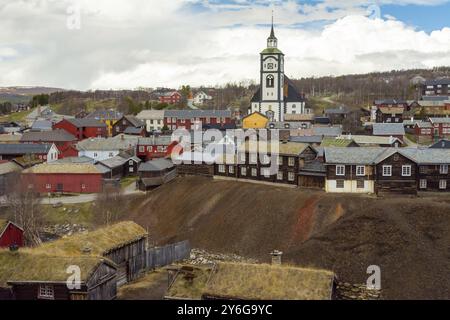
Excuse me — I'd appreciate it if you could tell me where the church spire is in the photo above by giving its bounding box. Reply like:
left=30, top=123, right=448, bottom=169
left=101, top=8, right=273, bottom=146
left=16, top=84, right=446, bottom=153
left=267, top=11, right=278, bottom=48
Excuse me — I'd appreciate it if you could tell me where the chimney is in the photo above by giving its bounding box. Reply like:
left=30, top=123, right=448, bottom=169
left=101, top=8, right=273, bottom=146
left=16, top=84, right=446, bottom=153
left=270, top=250, right=283, bottom=265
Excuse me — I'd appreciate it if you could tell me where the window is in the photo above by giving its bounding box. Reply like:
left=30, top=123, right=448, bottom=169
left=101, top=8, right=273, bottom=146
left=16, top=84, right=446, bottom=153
left=218, top=165, right=225, bottom=173
left=229, top=166, right=234, bottom=174
left=419, top=166, right=426, bottom=174
left=288, top=157, right=295, bottom=167
left=241, top=167, right=247, bottom=176
left=93, top=153, right=98, bottom=158
left=240, top=153, right=246, bottom=163
left=336, top=165, right=345, bottom=176
left=402, top=165, right=412, bottom=177
left=356, top=180, right=365, bottom=189
left=440, top=165, right=448, bottom=174
left=336, top=180, right=345, bottom=189
left=129, top=160, right=134, bottom=165
left=46, top=184, right=51, bottom=189
left=420, top=179, right=427, bottom=189
left=148, top=146, right=153, bottom=152
left=266, top=75, right=275, bottom=88
left=261, top=168, right=270, bottom=178
left=277, top=156, right=282, bottom=166
left=356, top=166, right=365, bottom=176
left=251, top=168, right=257, bottom=177
left=129, top=167, right=134, bottom=173
left=382, top=165, right=392, bottom=177
left=440, top=180, right=447, bottom=190
left=277, top=172, right=283, bottom=180
left=39, top=285, right=54, bottom=300
left=267, top=63, right=274, bottom=69
left=81, top=184, right=86, bottom=189
left=139, top=146, right=145, bottom=153
left=288, top=172, right=295, bottom=182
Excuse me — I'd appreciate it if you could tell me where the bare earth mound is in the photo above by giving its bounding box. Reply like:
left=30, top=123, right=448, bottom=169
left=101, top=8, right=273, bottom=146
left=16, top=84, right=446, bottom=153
left=127, top=176, right=450, bottom=299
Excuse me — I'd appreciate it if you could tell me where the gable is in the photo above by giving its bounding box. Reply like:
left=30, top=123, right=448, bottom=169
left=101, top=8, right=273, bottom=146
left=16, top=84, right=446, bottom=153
left=377, top=152, right=416, bottom=166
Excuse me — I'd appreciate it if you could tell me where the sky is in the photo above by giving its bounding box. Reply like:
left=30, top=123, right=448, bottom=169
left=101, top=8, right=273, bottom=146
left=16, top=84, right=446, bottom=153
left=0, top=0, right=449, bottom=90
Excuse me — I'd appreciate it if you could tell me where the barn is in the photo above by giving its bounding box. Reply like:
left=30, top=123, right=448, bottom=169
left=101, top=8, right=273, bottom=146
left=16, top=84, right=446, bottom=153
left=22, top=163, right=103, bottom=194
left=0, top=220, right=24, bottom=249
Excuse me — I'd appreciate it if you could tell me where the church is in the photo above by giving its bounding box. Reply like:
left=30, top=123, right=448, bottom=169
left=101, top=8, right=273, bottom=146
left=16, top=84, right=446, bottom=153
left=250, top=21, right=307, bottom=122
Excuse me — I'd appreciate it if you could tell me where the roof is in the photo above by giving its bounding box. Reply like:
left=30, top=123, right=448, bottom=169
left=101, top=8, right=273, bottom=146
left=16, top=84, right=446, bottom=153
left=168, top=263, right=335, bottom=300
left=77, top=135, right=139, bottom=151
left=415, top=121, right=433, bottom=128
left=0, top=161, right=22, bottom=175
left=53, top=156, right=95, bottom=164
left=86, top=109, right=123, bottom=121
left=260, top=47, right=284, bottom=54
left=430, top=140, right=450, bottom=149
left=123, top=115, right=144, bottom=128
left=324, top=147, right=390, bottom=165
left=314, top=117, right=331, bottom=125
left=98, top=155, right=140, bottom=169
left=65, top=118, right=107, bottom=128
left=374, top=99, right=407, bottom=105
left=138, top=136, right=173, bottom=146
left=136, top=110, right=165, bottom=120
left=23, top=163, right=100, bottom=174
left=321, top=138, right=355, bottom=147
left=340, top=135, right=402, bottom=146
left=325, top=106, right=350, bottom=115
left=400, top=148, right=450, bottom=165
left=378, top=107, right=404, bottom=114
left=424, top=78, right=450, bottom=86
left=138, top=158, right=174, bottom=172
left=0, top=134, right=22, bottom=143
left=238, top=141, right=310, bottom=156
left=31, top=120, right=53, bottom=131
left=284, top=114, right=315, bottom=122
left=0, top=251, right=110, bottom=287
left=165, top=110, right=231, bottom=119
left=123, top=127, right=144, bottom=135
left=421, top=95, right=450, bottom=102
left=21, top=129, right=77, bottom=143
left=312, top=126, right=342, bottom=137
left=268, top=122, right=306, bottom=130
left=289, top=136, right=323, bottom=144
left=0, top=143, right=54, bottom=155
left=372, top=123, right=405, bottom=136
left=34, top=221, right=147, bottom=256
left=430, top=117, right=450, bottom=124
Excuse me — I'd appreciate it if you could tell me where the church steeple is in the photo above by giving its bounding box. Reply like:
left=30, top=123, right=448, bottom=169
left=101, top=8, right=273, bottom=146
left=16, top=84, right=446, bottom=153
left=267, top=12, right=278, bottom=48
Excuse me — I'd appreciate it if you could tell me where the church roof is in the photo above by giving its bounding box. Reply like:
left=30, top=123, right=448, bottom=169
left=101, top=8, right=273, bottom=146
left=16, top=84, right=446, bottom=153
left=260, top=48, right=283, bottom=55
left=251, top=77, right=304, bottom=104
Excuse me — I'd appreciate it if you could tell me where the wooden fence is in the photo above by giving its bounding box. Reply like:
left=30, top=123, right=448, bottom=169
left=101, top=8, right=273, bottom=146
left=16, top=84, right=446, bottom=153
left=146, top=240, right=191, bottom=269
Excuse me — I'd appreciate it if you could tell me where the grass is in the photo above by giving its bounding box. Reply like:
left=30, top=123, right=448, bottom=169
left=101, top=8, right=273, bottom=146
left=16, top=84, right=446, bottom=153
left=118, top=270, right=168, bottom=300
left=0, top=108, right=35, bottom=123
left=166, top=266, right=213, bottom=300
left=41, top=203, right=95, bottom=227
left=121, top=176, right=138, bottom=188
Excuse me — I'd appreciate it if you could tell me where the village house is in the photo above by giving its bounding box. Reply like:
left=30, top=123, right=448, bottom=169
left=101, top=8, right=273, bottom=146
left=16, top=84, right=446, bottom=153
left=112, top=115, right=145, bottom=137
left=283, top=113, right=315, bottom=128
left=22, top=163, right=103, bottom=194
left=85, top=109, right=123, bottom=136
left=96, top=155, right=141, bottom=180
left=371, top=99, right=408, bottom=122
left=422, top=78, right=450, bottom=97
left=430, top=139, right=450, bottom=149
left=325, top=106, right=350, bottom=125
left=165, top=262, right=336, bottom=300
left=193, top=91, right=213, bottom=106
left=136, top=136, right=177, bottom=161
left=136, top=110, right=165, bottom=133
left=20, top=129, right=78, bottom=159
left=0, top=161, right=22, bottom=195
left=0, top=143, right=59, bottom=162
left=31, top=120, right=53, bottom=132
left=0, top=251, right=117, bottom=300
left=215, top=141, right=317, bottom=186
left=159, top=91, right=182, bottom=104
left=76, top=135, right=139, bottom=161
left=0, top=133, right=22, bottom=144
left=53, top=118, right=108, bottom=140
left=0, top=122, right=22, bottom=134
left=375, top=106, right=404, bottom=123
left=137, top=158, right=177, bottom=191
left=0, top=220, right=24, bottom=248
left=164, top=110, right=234, bottom=131
left=337, top=135, right=403, bottom=148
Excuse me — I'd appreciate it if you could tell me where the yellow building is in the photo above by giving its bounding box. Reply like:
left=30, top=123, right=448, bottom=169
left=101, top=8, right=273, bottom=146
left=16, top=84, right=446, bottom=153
left=242, top=112, right=269, bottom=129
left=86, top=109, right=123, bottom=136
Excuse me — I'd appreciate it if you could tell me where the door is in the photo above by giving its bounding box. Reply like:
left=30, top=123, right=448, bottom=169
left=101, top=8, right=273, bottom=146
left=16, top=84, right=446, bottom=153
left=57, top=183, right=63, bottom=193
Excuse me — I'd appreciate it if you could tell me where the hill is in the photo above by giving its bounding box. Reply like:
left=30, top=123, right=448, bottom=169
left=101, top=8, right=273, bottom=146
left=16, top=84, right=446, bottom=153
left=126, top=176, right=450, bottom=299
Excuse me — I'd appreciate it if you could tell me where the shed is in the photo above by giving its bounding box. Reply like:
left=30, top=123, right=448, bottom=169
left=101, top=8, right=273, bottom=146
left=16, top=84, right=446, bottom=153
left=138, top=158, right=176, bottom=190
left=0, top=220, right=24, bottom=249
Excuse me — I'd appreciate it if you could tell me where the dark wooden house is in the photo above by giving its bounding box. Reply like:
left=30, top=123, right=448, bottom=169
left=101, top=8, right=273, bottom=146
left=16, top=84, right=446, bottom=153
left=96, top=155, right=141, bottom=180
left=138, top=158, right=176, bottom=191
left=112, top=115, right=145, bottom=137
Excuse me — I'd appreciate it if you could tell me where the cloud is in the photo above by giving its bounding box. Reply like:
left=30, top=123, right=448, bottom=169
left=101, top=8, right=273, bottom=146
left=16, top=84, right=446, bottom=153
left=0, top=0, right=449, bottom=90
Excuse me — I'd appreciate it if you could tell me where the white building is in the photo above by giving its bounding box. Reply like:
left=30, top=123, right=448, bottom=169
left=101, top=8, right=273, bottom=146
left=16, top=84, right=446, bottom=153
left=193, top=91, right=213, bottom=106
left=76, top=135, right=139, bottom=161
left=250, top=21, right=307, bottom=122
left=136, top=110, right=165, bottom=132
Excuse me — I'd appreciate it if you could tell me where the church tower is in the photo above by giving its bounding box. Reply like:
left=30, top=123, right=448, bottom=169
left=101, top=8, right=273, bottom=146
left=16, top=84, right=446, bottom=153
left=251, top=16, right=285, bottom=122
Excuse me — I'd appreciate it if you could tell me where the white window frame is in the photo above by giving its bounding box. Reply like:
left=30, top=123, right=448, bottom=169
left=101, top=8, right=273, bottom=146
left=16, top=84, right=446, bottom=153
left=336, top=180, right=345, bottom=189
left=38, top=284, right=54, bottom=300
left=288, top=172, right=295, bottom=182
left=218, top=165, right=226, bottom=173
left=336, top=165, right=345, bottom=176
left=251, top=168, right=257, bottom=177
left=139, top=146, right=145, bottom=153
left=440, top=165, right=448, bottom=174
left=439, top=180, right=447, bottom=190
left=277, top=172, right=283, bottom=181
left=129, top=167, right=134, bottom=173
left=402, top=165, right=412, bottom=177
left=228, top=166, right=234, bottom=174
left=45, top=184, right=51, bottom=189
left=420, top=179, right=427, bottom=189
left=382, top=165, right=392, bottom=177
left=288, top=157, right=295, bottom=167
left=356, top=166, right=365, bottom=176
left=261, top=168, right=271, bottom=178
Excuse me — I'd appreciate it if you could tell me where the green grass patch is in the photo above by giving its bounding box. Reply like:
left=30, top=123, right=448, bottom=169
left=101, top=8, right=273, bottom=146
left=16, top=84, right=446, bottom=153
left=121, top=176, right=138, bottom=188
left=0, top=108, right=35, bottom=123
left=41, top=203, right=95, bottom=227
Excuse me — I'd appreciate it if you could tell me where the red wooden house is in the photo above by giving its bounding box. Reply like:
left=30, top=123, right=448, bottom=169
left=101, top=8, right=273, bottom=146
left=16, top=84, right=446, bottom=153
left=0, top=220, right=24, bottom=248
left=136, top=136, right=179, bottom=161
left=159, top=91, right=182, bottom=104
left=164, top=110, right=233, bottom=131
left=53, top=118, right=107, bottom=140
left=22, top=163, right=103, bottom=194
left=20, top=130, right=78, bottom=159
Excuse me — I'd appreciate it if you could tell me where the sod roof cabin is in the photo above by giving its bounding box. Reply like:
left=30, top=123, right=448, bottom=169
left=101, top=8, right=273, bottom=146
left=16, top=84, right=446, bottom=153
left=35, top=221, right=148, bottom=286
left=165, top=262, right=336, bottom=300
left=0, top=250, right=117, bottom=300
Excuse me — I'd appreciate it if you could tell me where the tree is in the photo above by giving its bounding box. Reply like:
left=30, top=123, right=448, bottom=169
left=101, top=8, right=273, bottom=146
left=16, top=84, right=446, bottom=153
left=5, top=174, right=43, bottom=246
left=94, top=184, right=125, bottom=225
left=30, top=94, right=49, bottom=108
